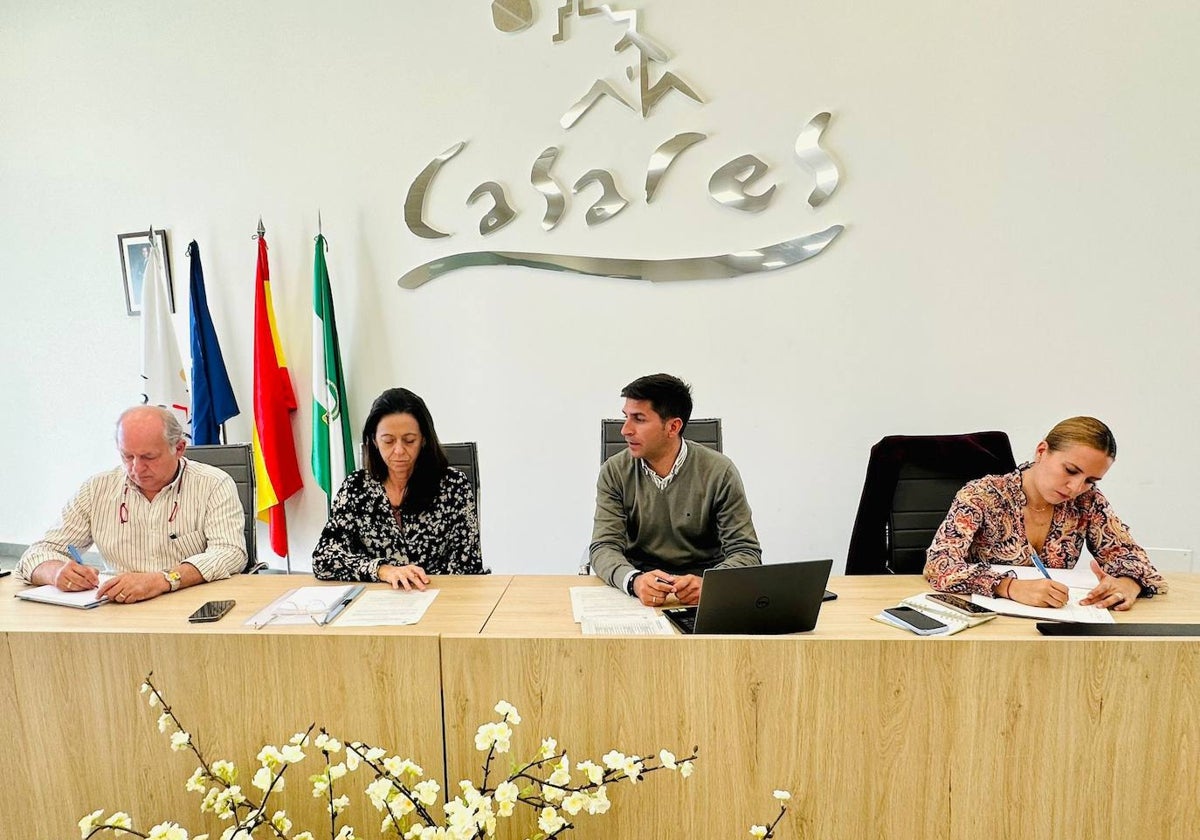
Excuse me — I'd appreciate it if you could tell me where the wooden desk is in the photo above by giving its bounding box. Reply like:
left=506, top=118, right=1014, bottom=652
left=442, top=574, right=1200, bottom=840
left=0, top=574, right=510, bottom=839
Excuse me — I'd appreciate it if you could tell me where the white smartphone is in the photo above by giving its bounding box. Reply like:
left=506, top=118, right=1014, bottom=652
left=883, top=606, right=948, bottom=636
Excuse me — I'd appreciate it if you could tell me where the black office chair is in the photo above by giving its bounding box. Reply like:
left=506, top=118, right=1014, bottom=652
left=845, top=432, right=1017, bottom=575
left=582, top=419, right=723, bottom=574
left=600, top=417, right=722, bottom=462
left=185, top=443, right=264, bottom=574
left=359, top=441, right=481, bottom=521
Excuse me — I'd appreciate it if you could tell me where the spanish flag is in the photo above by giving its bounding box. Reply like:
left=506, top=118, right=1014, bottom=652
left=252, top=226, right=303, bottom=557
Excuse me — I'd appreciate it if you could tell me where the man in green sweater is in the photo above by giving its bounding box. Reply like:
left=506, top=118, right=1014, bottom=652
left=589, top=373, right=762, bottom=606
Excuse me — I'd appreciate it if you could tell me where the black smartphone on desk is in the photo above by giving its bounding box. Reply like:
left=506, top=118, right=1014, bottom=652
left=927, top=592, right=996, bottom=617
left=188, top=600, right=235, bottom=623
left=883, top=606, right=948, bottom=636
left=0, top=570, right=12, bottom=578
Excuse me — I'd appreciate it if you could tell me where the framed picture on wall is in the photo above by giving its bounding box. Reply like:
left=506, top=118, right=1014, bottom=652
left=117, top=229, right=174, bottom=316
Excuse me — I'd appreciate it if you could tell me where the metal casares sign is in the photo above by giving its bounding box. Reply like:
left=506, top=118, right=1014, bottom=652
left=399, top=1, right=843, bottom=289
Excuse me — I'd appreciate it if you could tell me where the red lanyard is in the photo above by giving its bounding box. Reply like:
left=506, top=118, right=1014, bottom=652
left=119, top=461, right=185, bottom=525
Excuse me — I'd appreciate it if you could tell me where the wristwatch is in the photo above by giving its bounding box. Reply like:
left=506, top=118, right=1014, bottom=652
left=161, top=569, right=182, bottom=592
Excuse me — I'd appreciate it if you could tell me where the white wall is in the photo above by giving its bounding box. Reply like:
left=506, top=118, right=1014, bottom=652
left=2, top=0, right=1197, bottom=574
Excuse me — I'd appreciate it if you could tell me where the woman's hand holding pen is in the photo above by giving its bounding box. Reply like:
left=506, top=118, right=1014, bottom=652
left=1079, top=559, right=1140, bottom=611
left=1004, top=578, right=1070, bottom=608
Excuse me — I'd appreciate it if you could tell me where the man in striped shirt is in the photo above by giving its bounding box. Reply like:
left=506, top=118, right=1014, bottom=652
left=17, top=406, right=247, bottom=604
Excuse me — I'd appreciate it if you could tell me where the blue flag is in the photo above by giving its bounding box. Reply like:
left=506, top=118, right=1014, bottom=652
left=188, top=240, right=239, bottom=444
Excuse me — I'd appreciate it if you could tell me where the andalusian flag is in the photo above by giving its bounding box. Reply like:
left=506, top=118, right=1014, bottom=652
left=251, top=225, right=303, bottom=557
left=139, top=229, right=190, bottom=428
left=311, top=233, right=354, bottom=508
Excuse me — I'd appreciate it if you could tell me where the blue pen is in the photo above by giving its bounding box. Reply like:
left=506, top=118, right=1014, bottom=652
left=66, top=544, right=87, bottom=566
left=322, top=585, right=365, bottom=626
left=1030, top=552, right=1052, bottom=580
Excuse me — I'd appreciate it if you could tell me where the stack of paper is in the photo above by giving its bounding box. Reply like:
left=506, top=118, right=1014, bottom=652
left=570, top=586, right=673, bottom=636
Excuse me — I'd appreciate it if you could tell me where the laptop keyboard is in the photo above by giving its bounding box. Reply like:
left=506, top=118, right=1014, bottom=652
left=663, top=607, right=698, bottom=634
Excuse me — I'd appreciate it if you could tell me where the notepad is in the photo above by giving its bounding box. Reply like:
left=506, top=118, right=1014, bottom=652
left=333, top=590, right=438, bottom=626
left=15, top=574, right=116, bottom=609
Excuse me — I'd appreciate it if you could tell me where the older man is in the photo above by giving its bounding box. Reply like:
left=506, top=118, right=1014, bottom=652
left=589, top=373, right=761, bottom=607
left=17, top=406, right=247, bottom=603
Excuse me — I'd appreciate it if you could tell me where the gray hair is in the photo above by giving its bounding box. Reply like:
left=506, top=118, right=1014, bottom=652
left=116, top=405, right=186, bottom=448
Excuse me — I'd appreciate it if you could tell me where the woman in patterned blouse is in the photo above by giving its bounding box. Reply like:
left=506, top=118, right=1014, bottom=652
left=924, top=417, right=1165, bottom=611
left=313, top=388, right=486, bottom=587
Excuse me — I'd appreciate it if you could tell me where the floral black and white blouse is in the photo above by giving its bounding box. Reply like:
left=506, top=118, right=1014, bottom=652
left=312, top=468, right=486, bottom=581
left=924, top=463, right=1165, bottom=597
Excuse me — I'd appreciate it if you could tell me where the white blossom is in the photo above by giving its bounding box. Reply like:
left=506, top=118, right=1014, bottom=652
left=773, top=789, right=791, bottom=801
left=147, top=821, right=189, bottom=840
left=561, top=791, right=589, bottom=816
left=186, top=767, right=208, bottom=793
left=576, top=760, right=604, bottom=785
left=78, top=809, right=104, bottom=838
left=413, top=778, right=441, bottom=806
left=366, top=778, right=395, bottom=811
left=364, top=746, right=387, bottom=762
left=383, top=756, right=423, bottom=778
left=679, top=760, right=695, bottom=778
left=749, top=825, right=768, bottom=839
left=345, top=750, right=360, bottom=772
left=251, top=766, right=280, bottom=793
left=157, top=712, right=173, bottom=733
left=329, top=794, right=350, bottom=816
left=493, top=700, right=521, bottom=724
left=659, top=749, right=677, bottom=770
left=280, top=744, right=305, bottom=764
left=537, top=806, right=565, bottom=834
left=620, top=754, right=644, bottom=782
left=169, top=731, right=191, bottom=752
left=270, top=811, right=292, bottom=834
left=288, top=731, right=310, bottom=747
left=538, top=737, right=557, bottom=759
left=211, top=760, right=237, bottom=784
left=601, top=750, right=625, bottom=771
left=104, top=812, right=133, bottom=829
left=585, top=786, right=611, bottom=815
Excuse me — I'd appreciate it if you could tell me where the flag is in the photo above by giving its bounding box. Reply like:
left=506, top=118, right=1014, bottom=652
left=311, top=233, right=355, bottom=507
left=187, top=240, right=239, bottom=445
left=140, top=230, right=190, bottom=429
left=251, top=228, right=303, bottom=557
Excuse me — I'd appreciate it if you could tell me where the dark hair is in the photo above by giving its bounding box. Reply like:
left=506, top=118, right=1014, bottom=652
left=620, top=373, right=693, bottom=432
left=1044, top=416, right=1117, bottom=459
left=362, top=388, right=449, bottom=512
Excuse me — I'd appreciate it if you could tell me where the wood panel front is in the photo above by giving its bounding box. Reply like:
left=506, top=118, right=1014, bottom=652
left=444, top=574, right=1200, bottom=840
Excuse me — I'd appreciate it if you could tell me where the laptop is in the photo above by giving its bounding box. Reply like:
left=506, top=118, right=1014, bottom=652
left=662, top=558, right=833, bottom=635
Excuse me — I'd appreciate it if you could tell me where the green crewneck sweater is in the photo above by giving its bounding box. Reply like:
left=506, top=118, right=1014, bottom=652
left=588, top=443, right=762, bottom=588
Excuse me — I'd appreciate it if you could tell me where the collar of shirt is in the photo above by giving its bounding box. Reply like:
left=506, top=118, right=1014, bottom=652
left=640, top=437, right=688, bottom=490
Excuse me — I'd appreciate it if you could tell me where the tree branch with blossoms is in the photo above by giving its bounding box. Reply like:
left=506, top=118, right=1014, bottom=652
left=75, top=677, right=796, bottom=840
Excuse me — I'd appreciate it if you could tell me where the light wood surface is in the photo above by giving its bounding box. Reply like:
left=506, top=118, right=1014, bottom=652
left=4, top=572, right=1198, bottom=839
left=0, top=573, right=512, bottom=635
left=0, top=574, right=509, bottom=839
left=442, top=574, right=1200, bottom=840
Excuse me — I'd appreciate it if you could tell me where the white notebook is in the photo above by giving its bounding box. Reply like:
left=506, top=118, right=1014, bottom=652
left=14, top=574, right=116, bottom=609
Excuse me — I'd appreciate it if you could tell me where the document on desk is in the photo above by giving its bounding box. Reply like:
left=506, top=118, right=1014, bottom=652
left=244, top=585, right=360, bottom=628
left=971, top=590, right=1114, bottom=623
left=581, top=616, right=675, bottom=635
left=332, top=590, right=439, bottom=626
left=14, top=574, right=116, bottom=609
left=570, top=586, right=657, bottom=623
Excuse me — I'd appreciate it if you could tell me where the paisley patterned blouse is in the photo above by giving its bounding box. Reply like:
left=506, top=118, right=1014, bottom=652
left=924, top=463, right=1166, bottom=597
left=312, top=468, right=486, bottom=581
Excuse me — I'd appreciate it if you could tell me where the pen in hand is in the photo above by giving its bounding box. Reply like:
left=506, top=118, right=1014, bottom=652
left=1030, top=552, right=1052, bottom=579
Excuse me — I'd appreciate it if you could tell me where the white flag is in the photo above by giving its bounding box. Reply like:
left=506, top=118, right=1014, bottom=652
left=139, top=232, right=190, bottom=431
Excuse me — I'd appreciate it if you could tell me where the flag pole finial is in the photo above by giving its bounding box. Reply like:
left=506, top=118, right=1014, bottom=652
left=318, top=209, right=323, bottom=237
left=256, top=217, right=265, bottom=238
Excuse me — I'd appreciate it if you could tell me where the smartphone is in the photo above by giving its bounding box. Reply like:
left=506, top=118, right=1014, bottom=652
left=188, top=600, right=236, bottom=623
left=0, top=569, right=11, bottom=578
left=927, top=592, right=996, bottom=617
left=822, top=589, right=838, bottom=602
left=883, top=606, right=948, bottom=635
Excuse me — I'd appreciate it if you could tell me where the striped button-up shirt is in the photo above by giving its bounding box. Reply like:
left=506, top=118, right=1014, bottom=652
left=17, top=458, right=247, bottom=582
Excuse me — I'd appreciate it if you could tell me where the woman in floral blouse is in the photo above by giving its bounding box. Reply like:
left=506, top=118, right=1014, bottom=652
left=924, top=417, right=1165, bottom=611
left=313, top=388, right=486, bottom=587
